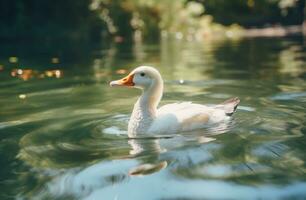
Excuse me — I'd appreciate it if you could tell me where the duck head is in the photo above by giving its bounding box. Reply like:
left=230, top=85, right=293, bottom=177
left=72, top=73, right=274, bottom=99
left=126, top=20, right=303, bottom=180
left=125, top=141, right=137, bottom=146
left=110, top=66, right=164, bottom=111
left=110, top=66, right=163, bottom=90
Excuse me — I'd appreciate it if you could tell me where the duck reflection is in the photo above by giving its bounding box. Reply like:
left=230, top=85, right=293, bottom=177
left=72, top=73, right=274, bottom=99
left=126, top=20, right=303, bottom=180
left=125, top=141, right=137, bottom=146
left=29, top=137, right=170, bottom=199
left=127, top=138, right=168, bottom=176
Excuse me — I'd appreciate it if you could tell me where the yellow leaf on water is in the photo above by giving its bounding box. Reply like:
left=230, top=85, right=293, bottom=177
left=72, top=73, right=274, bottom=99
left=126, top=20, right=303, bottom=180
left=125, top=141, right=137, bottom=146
left=45, top=71, right=53, bottom=77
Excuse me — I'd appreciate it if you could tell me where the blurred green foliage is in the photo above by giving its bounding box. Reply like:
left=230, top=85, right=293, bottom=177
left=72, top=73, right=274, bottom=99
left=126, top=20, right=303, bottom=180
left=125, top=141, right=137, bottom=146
left=0, top=0, right=304, bottom=42
left=90, top=0, right=304, bottom=40
left=0, top=0, right=105, bottom=41
left=202, top=0, right=304, bottom=26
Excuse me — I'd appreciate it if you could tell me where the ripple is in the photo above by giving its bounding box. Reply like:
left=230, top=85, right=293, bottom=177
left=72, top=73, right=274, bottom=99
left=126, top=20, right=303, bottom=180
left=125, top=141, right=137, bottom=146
left=271, top=91, right=306, bottom=101
left=102, top=126, right=127, bottom=135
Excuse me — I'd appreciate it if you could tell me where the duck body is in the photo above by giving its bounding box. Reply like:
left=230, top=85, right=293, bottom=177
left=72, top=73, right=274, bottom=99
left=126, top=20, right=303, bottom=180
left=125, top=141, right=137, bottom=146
left=110, top=66, right=240, bottom=137
left=151, top=103, right=229, bottom=133
left=128, top=100, right=239, bottom=137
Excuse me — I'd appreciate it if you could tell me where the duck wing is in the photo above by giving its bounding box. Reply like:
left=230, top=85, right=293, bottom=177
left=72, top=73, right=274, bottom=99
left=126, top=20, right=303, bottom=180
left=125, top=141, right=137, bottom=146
left=149, top=103, right=214, bottom=133
left=150, top=98, right=240, bottom=134
left=157, top=102, right=194, bottom=115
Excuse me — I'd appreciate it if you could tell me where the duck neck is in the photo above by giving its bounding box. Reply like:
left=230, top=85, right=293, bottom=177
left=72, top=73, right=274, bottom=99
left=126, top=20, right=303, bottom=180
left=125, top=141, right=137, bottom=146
left=128, top=79, right=163, bottom=135
left=136, top=79, right=163, bottom=118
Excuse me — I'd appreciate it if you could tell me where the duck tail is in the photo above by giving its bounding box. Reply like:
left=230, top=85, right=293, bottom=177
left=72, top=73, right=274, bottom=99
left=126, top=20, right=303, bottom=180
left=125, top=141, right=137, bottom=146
left=220, top=97, right=240, bottom=116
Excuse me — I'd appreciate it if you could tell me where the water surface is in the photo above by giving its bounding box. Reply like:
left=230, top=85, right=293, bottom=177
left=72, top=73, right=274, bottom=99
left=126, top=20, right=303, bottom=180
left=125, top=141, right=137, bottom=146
left=0, top=37, right=306, bottom=199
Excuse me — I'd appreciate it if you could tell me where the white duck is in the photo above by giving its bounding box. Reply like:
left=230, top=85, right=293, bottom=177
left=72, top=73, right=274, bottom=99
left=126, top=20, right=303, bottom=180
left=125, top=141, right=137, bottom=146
left=110, top=66, right=240, bottom=137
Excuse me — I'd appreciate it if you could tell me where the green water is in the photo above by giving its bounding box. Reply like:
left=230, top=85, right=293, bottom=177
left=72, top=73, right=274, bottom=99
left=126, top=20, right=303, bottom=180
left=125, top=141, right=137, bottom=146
left=0, top=37, right=306, bottom=200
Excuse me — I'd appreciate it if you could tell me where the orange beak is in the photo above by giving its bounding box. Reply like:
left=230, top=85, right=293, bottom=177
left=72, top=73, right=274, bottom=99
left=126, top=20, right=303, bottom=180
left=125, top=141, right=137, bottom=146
left=110, top=73, right=135, bottom=87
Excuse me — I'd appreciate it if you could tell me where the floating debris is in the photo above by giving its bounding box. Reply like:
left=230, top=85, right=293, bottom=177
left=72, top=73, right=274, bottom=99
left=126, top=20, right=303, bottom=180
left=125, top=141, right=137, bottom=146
left=11, top=69, right=37, bottom=81
left=45, top=70, right=54, bottom=77
left=11, top=68, right=63, bottom=80
left=17, top=69, right=23, bottom=75
left=55, top=70, right=61, bottom=78
left=45, top=70, right=63, bottom=78
left=0, top=65, right=4, bottom=71
left=19, top=94, right=27, bottom=99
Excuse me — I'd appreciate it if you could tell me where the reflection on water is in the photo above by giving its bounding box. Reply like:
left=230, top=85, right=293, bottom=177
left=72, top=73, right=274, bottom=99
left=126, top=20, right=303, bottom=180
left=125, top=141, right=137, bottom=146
left=0, top=37, right=306, bottom=199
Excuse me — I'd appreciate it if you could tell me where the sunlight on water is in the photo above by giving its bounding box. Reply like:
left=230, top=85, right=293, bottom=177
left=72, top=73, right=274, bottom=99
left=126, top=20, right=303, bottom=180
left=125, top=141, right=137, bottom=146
left=0, top=37, right=306, bottom=199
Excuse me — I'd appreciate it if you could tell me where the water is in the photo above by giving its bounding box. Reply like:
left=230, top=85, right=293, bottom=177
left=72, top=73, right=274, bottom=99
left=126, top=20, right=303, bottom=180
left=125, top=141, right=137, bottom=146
left=0, top=37, right=306, bottom=200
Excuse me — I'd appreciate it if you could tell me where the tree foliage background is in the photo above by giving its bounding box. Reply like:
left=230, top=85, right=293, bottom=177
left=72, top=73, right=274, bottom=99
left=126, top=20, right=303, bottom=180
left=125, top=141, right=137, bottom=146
left=0, top=0, right=304, bottom=42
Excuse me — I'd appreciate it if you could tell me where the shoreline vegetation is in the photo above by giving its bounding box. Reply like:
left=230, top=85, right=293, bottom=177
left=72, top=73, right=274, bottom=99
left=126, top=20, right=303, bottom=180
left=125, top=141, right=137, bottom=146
left=243, top=24, right=306, bottom=37
left=160, top=24, right=306, bottom=42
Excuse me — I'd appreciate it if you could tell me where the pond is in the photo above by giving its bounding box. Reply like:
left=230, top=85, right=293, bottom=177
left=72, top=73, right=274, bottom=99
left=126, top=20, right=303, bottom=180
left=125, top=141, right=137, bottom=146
left=0, top=36, right=306, bottom=199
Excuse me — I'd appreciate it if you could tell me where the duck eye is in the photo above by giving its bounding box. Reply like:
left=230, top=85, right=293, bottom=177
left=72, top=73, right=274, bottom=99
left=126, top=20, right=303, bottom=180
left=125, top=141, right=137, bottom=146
left=140, top=72, right=145, bottom=77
